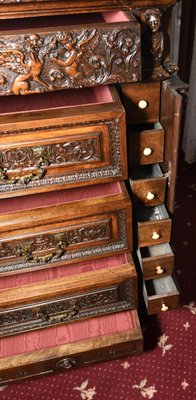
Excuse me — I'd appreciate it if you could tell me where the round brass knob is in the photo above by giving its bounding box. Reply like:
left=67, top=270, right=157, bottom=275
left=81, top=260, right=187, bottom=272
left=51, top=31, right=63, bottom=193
left=161, top=304, right=169, bottom=312
left=146, top=192, right=155, bottom=201
left=152, top=232, right=160, bottom=240
left=138, top=99, right=148, bottom=109
left=156, top=266, right=164, bottom=275
left=143, top=147, right=153, bottom=156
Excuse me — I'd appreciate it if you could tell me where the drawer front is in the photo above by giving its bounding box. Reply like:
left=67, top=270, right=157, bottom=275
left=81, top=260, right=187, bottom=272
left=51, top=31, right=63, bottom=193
left=137, top=219, right=172, bottom=248
left=0, top=277, right=137, bottom=337
left=0, top=310, right=143, bottom=385
left=142, top=253, right=174, bottom=280
left=121, top=81, right=161, bottom=124
left=139, top=244, right=174, bottom=280
left=0, top=208, right=131, bottom=275
left=0, top=100, right=127, bottom=198
left=143, top=276, right=179, bottom=315
left=0, top=13, right=141, bottom=96
left=130, top=177, right=166, bottom=207
left=128, top=127, right=164, bottom=166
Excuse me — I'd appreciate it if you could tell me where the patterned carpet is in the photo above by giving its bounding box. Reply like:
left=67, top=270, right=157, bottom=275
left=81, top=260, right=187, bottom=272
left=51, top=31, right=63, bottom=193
left=0, top=151, right=195, bottom=400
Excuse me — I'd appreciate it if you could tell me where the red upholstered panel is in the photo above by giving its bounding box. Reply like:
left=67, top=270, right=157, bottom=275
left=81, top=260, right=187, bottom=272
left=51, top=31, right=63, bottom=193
left=0, top=254, right=128, bottom=290
left=0, top=182, right=122, bottom=214
left=0, top=311, right=136, bottom=358
left=0, top=12, right=129, bottom=31
left=0, top=86, right=113, bottom=114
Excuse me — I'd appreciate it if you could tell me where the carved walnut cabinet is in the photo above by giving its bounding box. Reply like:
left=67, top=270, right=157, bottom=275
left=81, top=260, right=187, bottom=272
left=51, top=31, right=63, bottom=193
left=0, top=0, right=184, bottom=384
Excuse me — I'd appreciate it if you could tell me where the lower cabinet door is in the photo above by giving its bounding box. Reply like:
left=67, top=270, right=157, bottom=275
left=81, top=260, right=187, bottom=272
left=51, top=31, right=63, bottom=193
left=143, top=276, right=179, bottom=315
left=0, top=310, right=143, bottom=385
left=0, top=182, right=132, bottom=275
left=0, top=253, right=137, bottom=337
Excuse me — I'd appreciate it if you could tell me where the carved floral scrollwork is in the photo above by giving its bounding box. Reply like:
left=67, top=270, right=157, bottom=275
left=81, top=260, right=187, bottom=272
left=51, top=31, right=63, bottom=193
left=0, top=222, right=109, bottom=263
left=0, top=138, right=98, bottom=184
left=0, top=24, right=141, bottom=96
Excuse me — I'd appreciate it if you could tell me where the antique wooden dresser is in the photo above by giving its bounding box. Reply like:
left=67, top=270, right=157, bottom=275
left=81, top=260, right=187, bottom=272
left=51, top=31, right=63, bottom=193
left=0, top=0, right=183, bottom=384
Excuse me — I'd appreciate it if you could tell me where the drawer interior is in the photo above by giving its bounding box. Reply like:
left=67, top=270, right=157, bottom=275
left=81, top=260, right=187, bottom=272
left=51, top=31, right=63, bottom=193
left=135, top=205, right=169, bottom=222
left=140, top=243, right=173, bottom=258
left=0, top=86, right=114, bottom=115
left=0, top=11, right=130, bottom=32
left=145, top=276, right=178, bottom=297
left=0, top=253, right=128, bottom=290
left=129, top=122, right=163, bottom=134
left=0, top=310, right=137, bottom=359
left=129, top=163, right=163, bottom=180
left=0, top=181, right=122, bottom=215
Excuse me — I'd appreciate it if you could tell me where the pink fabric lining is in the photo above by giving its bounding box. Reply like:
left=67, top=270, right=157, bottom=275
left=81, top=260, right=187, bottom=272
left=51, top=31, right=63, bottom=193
left=0, top=311, right=136, bottom=359
left=0, top=86, right=113, bottom=115
left=0, top=254, right=128, bottom=290
left=0, top=182, right=122, bottom=215
left=0, top=12, right=129, bottom=31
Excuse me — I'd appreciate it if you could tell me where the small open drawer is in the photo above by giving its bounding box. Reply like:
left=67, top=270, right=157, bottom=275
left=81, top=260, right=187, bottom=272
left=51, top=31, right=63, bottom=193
left=134, top=205, right=172, bottom=247
left=0, top=12, right=141, bottom=96
left=0, top=310, right=143, bottom=385
left=0, top=181, right=132, bottom=275
left=127, top=122, right=164, bottom=166
left=137, top=243, right=174, bottom=280
left=143, top=276, right=179, bottom=315
left=0, top=253, right=137, bottom=337
left=0, top=86, right=127, bottom=198
left=129, top=163, right=166, bottom=207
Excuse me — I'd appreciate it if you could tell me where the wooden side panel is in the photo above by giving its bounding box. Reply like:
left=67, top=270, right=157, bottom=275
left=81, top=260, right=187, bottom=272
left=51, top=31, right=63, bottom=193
left=160, top=76, right=184, bottom=213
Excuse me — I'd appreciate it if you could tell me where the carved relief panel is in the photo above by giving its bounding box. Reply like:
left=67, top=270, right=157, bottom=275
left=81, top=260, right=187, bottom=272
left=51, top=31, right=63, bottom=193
left=0, top=16, right=141, bottom=96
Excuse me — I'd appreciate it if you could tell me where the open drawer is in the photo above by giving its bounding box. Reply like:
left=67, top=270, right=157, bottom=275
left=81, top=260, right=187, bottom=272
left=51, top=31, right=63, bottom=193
left=0, top=310, right=143, bottom=385
left=134, top=205, right=172, bottom=247
left=0, top=86, right=127, bottom=198
left=127, top=122, right=164, bottom=166
left=0, top=253, right=137, bottom=337
left=0, top=181, right=132, bottom=275
left=129, top=163, right=166, bottom=207
left=143, top=276, right=179, bottom=315
left=137, top=243, right=174, bottom=280
left=0, top=12, right=141, bottom=96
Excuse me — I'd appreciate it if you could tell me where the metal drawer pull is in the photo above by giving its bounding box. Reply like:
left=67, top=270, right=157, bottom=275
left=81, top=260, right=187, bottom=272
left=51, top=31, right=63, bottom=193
left=56, top=358, right=76, bottom=370
left=146, top=192, right=155, bottom=201
left=138, top=99, right=148, bottom=109
left=152, top=232, right=160, bottom=240
left=156, top=266, right=164, bottom=275
left=41, top=300, right=80, bottom=324
left=0, top=166, right=45, bottom=185
left=16, top=235, right=68, bottom=264
left=161, top=304, right=169, bottom=312
left=143, top=147, right=153, bottom=156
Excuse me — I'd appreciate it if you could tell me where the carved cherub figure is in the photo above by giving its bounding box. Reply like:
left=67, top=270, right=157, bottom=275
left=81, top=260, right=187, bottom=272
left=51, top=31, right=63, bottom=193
left=50, top=30, right=96, bottom=82
left=145, top=9, right=164, bottom=65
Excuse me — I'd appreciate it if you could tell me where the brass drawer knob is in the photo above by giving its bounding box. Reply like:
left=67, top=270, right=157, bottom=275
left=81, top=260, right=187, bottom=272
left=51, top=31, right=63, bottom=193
left=143, top=147, right=153, bottom=156
left=138, top=99, right=148, bottom=109
left=146, top=192, right=155, bottom=201
left=156, top=266, right=164, bottom=275
left=152, top=232, right=160, bottom=240
left=161, top=304, right=169, bottom=312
